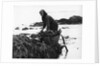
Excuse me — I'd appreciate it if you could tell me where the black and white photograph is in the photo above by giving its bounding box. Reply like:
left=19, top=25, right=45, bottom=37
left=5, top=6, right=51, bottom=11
left=13, top=5, right=82, bottom=59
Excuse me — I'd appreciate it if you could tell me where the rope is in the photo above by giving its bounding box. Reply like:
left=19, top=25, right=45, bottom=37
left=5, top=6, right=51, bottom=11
left=61, top=35, right=68, bottom=58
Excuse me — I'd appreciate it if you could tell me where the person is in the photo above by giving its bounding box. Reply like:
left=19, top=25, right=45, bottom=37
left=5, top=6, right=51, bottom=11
left=39, top=9, right=58, bottom=32
left=39, top=9, right=59, bottom=43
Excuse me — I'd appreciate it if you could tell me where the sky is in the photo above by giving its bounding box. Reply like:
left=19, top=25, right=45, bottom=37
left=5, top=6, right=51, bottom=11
left=14, top=5, right=82, bottom=27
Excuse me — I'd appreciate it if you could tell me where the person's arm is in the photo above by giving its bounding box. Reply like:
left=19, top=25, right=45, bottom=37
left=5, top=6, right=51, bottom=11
left=41, top=21, right=46, bottom=32
left=43, top=21, right=46, bottom=30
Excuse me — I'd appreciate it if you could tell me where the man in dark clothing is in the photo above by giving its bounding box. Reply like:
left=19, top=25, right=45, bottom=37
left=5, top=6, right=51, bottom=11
left=39, top=9, right=58, bottom=32
left=39, top=9, right=59, bottom=44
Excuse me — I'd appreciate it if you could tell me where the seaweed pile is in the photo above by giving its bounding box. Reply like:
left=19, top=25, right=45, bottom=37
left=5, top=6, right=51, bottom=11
left=13, top=30, right=68, bottom=58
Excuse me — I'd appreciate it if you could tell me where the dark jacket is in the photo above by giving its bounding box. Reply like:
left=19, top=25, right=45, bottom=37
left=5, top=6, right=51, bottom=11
left=42, top=15, right=58, bottom=32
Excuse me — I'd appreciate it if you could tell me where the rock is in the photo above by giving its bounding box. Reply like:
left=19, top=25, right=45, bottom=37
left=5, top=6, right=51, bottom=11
left=29, top=24, right=34, bottom=27
left=62, top=27, right=69, bottom=29
left=69, top=15, right=82, bottom=24
left=29, top=28, right=33, bottom=30
left=33, top=22, right=43, bottom=27
left=65, top=36, right=69, bottom=39
left=22, top=27, right=29, bottom=30
left=15, top=27, right=19, bottom=30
